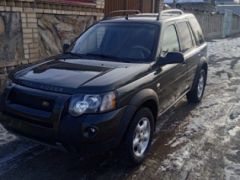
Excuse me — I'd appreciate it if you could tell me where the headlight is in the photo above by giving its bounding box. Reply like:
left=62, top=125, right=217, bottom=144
left=69, top=92, right=116, bottom=117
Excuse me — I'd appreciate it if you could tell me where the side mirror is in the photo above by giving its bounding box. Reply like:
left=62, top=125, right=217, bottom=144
left=158, top=52, right=185, bottom=66
left=63, top=43, right=70, bottom=53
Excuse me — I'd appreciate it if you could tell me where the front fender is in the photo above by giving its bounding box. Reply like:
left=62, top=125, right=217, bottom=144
left=114, top=89, right=159, bottom=146
left=128, top=88, right=159, bottom=109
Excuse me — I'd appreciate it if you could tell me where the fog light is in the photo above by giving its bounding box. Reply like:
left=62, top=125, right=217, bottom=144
left=84, top=126, right=98, bottom=138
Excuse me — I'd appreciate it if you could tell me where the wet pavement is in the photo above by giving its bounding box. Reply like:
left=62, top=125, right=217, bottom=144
left=0, top=36, right=240, bottom=180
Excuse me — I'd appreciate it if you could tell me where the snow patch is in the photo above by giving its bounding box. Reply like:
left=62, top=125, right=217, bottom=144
left=224, top=157, right=240, bottom=180
left=228, top=126, right=240, bottom=137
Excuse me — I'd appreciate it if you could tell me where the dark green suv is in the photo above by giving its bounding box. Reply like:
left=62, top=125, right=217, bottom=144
left=0, top=9, right=208, bottom=165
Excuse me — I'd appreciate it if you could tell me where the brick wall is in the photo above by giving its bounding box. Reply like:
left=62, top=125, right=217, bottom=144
left=0, top=0, right=104, bottom=90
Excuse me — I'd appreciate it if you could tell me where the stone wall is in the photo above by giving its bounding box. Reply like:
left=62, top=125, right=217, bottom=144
left=0, top=12, right=24, bottom=63
left=0, top=0, right=104, bottom=90
left=37, top=14, right=95, bottom=58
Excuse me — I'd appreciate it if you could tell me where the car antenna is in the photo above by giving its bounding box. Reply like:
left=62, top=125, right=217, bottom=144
left=125, top=13, right=129, bottom=20
left=157, top=11, right=161, bottom=21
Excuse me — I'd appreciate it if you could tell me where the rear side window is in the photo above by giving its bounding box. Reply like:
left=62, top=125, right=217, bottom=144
left=161, top=25, right=180, bottom=56
left=189, top=18, right=205, bottom=45
left=177, top=22, right=194, bottom=53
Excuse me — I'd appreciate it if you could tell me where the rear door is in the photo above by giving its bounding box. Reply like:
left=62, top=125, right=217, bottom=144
left=176, top=20, right=206, bottom=88
left=156, top=23, right=189, bottom=113
left=187, top=17, right=208, bottom=85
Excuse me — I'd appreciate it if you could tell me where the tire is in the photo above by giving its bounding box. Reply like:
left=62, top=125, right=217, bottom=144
left=121, top=108, right=154, bottom=166
left=187, top=69, right=207, bottom=103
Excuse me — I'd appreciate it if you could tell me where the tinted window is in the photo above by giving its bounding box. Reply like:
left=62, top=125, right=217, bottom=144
left=161, top=25, right=180, bottom=56
left=71, top=23, right=159, bottom=62
left=189, top=18, right=205, bottom=45
left=177, top=22, right=194, bottom=52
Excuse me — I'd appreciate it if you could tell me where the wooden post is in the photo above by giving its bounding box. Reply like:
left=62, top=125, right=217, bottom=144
left=154, top=0, right=159, bottom=13
left=155, top=0, right=164, bottom=13
left=152, top=0, right=155, bottom=13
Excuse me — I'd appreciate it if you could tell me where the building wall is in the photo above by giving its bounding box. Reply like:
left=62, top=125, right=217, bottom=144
left=216, top=5, right=240, bottom=16
left=215, top=0, right=240, bottom=4
left=0, top=0, right=104, bottom=89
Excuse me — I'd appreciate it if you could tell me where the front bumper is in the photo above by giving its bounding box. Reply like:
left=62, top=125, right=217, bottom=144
left=0, top=85, right=136, bottom=154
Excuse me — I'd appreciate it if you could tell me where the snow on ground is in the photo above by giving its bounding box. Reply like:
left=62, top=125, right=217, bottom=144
left=0, top=36, right=240, bottom=180
left=148, top=37, right=240, bottom=180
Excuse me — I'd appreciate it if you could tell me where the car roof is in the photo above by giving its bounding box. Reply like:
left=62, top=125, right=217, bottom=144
left=101, top=10, right=195, bottom=25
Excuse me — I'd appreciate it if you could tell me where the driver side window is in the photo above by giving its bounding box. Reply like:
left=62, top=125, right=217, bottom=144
left=161, top=25, right=180, bottom=56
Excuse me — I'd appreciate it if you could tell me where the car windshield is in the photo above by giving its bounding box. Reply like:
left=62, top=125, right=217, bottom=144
left=70, top=22, right=159, bottom=62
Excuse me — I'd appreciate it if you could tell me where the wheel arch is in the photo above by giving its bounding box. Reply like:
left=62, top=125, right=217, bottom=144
left=117, top=88, right=159, bottom=147
left=128, top=88, right=159, bottom=122
left=190, top=57, right=208, bottom=90
left=125, top=88, right=159, bottom=131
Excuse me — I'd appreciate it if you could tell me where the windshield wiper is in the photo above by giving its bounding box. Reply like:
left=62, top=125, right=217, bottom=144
left=84, top=53, right=134, bottom=62
left=84, top=53, right=118, bottom=60
left=64, top=52, right=133, bottom=63
left=63, top=52, right=84, bottom=59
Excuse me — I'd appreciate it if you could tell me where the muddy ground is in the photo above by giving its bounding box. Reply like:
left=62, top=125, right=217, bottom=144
left=0, top=36, right=240, bottom=180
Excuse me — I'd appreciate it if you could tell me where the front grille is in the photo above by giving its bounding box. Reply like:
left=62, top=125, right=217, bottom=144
left=8, top=89, right=55, bottom=112
left=4, top=111, right=54, bottom=128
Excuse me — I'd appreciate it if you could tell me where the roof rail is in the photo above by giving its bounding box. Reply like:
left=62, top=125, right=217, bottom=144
left=160, top=9, right=184, bottom=16
left=157, top=9, right=184, bottom=20
left=102, top=9, right=184, bottom=21
left=103, top=10, right=141, bottom=20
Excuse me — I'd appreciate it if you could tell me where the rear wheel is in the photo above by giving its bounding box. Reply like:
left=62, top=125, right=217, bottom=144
left=187, top=69, right=207, bottom=103
left=121, top=108, right=154, bottom=165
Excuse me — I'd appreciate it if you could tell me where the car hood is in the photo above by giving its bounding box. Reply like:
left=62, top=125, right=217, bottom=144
left=13, top=58, right=151, bottom=94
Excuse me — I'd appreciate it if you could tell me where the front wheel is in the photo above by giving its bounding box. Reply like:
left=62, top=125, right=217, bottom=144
left=121, top=108, right=154, bottom=165
left=187, top=69, right=207, bottom=103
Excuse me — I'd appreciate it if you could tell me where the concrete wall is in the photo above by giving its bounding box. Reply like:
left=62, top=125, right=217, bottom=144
left=194, top=12, right=240, bottom=39
left=0, top=0, right=104, bottom=89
